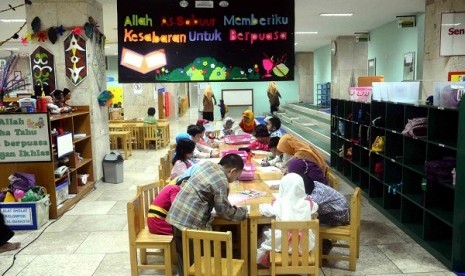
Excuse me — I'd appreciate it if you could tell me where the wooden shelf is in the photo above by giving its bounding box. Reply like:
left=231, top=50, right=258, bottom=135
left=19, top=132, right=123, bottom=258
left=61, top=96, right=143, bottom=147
left=330, top=99, right=465, bottom=271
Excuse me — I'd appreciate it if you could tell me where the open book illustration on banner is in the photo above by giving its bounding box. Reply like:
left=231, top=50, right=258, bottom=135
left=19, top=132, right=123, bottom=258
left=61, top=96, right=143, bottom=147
left=120, top=47, right=167, bottom=74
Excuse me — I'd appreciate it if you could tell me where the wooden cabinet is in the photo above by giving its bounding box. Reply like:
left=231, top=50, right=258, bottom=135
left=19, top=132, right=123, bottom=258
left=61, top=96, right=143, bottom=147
left=330, top=99, right=464, bottom=271
left=0, top=106, right=94, bottom=218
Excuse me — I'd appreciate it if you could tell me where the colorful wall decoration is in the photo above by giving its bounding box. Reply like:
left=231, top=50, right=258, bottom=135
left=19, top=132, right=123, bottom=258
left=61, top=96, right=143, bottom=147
left=117, top=0, right=295, bottom=83
left=64, top=33, right=87, bottom=86
left=29, top=46, right=56, bottom=92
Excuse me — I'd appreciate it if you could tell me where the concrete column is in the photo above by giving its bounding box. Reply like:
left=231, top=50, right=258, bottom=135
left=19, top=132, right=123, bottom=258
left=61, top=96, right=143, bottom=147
left=422, top=0, right=465, bottom=98
left=26, top=0, right=109, bottom=180
left=296, top=52, right=314, bottom=104
left=331, top=36, right=368, bottom=100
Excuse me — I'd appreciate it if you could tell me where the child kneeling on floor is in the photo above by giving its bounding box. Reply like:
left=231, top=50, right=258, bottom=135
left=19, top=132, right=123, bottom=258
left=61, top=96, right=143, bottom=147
left=256, top=173, right=318, bottom=267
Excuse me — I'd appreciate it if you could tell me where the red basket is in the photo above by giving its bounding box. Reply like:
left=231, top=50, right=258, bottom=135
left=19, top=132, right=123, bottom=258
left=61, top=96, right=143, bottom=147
left=224, top=134, right=252, bottom=145
left=220, top=150, right=248, bottom=162
left=238, top=162, right=256, bottom=181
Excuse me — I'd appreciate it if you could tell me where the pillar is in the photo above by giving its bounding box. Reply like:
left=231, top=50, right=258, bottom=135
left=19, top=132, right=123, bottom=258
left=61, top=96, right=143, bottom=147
left=26, top=0, right=109, bottom=180
left=331, top=36, right=368, bottom=99
left=422, top=0, right=465, bottom=98
left=296, top=52, right=314, bottom=104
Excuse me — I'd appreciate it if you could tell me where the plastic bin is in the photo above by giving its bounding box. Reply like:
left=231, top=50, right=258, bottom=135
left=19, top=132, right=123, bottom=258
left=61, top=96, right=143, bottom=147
left=103, top=151, right=124, bottom=184
left=220, top=150, right=248, bottom=162
left=224, top=134, right=252, bottom=145
left=56, top=180, right=69, bottom=205
left=238, top=162, right=256, bottom=181
left=0, top=196, right=50, bottom=230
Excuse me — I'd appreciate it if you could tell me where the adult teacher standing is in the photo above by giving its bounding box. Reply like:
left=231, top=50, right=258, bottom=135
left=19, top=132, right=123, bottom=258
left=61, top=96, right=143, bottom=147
left=202, top=85, right=216, bottom=121
left=267, top=81, right=282, bottom=114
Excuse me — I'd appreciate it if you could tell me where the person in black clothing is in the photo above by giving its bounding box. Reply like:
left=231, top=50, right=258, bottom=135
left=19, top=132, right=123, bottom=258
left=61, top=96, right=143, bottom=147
left=0, top=213, right=20, bottom=253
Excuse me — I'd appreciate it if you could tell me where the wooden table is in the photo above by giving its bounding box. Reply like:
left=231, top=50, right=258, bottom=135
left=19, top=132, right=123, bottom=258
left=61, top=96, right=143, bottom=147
left=109, top=131, right=132, bottom=159
left=109, top=122, right=145, bottom=149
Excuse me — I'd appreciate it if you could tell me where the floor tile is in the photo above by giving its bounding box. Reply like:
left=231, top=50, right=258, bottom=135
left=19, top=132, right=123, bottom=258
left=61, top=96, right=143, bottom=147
left=360, top=220, right=405, bottom=246
left=95, top=190, right=137, bottom=201
left=0, top=254, right=37, bottom=276
left=17, top=254, right=104, bottom=276
left=64, top=214, right=127, bottom=232
left=75, top=231, right=129, bottom=254
left=63, top=201, right=117, bottom=216
left=79, top=188, right=105, bottom=202
left=92, top=253, right=131, bottom=276
left=44, top=216, right=79, bottom=233
left=19, top=232, right=90, bottom=255
left=378, top=243, right=449, bottom=273
left=107, top=201, right=129, bottom=215
left=322, top=245, right=402, bottom=275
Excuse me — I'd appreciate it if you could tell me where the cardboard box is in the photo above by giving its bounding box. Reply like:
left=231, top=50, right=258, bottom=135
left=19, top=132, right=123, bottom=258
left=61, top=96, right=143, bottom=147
left=0, top=196, right=50, bottom=230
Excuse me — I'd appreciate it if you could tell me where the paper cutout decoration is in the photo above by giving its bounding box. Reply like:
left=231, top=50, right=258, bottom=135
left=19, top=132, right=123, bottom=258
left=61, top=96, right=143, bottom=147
left=120, top=47, right=167, bottom=74
left=64, top=33, right=87, bottom=86
left=30, top=46, right=56, bottom=92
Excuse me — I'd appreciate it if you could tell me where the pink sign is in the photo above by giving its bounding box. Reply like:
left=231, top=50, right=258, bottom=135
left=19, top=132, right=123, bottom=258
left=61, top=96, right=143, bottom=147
left=348, top=87, right=372, bottom=102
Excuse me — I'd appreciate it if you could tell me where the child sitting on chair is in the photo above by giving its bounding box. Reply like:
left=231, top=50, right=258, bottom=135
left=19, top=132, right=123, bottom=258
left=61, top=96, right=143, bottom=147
left=187, top=125, right=219, bottom=159
left=144, top=107, right=157, bottom=125
left=147, top=177, right=189, bottom=235
left=170, top=138, right=196, bottom=180
left=256, top=173, right=318, bottom=267
left=248, top=124, right=271, bottom=151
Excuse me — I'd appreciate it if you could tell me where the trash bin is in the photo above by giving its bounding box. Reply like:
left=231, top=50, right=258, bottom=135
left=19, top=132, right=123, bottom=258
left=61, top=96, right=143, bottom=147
left=103, top=151, right=124, bottom=183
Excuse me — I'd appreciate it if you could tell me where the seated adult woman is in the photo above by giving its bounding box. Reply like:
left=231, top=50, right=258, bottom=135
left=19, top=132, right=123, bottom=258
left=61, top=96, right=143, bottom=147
left=271, top=134, right=328, bottom=174
left=147, top=177, right=189, bottom=235
left=170, top=138, right=196, bottom=180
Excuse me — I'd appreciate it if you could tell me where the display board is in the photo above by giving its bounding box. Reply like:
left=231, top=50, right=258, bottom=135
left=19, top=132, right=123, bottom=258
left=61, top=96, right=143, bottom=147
left=222, top=89, right=253, bottom=106
left=0, top=113, right=51, bottom=162
left=117, top=0, right=295, bottom=83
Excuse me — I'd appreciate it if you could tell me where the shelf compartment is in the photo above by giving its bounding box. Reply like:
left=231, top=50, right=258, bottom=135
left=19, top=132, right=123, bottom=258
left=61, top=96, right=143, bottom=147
left=344, top=100, right=353, bottom=120
left=384, top=131, right=403, bottom=163
left=402, top=169, right=424, bottom=207
left=385, top=103, right=405, bottom=132
left=351, top=165, right=361, bottom=187
left=383, top=185, right=401, bottom=221
left=371, top=101, right=386, bottom=129
left=360, top=147, right=370, bottom=172
left=425, top=181, right=455, bottom=227
left=343, top=159, right=352, bottom=179
left=428, top=108, right=458, bottom=149
left=384, top=159, right=402, bottom=187
left=370, top=154, right=385, bottom=181
left=403, top=138, right=427, bottom=175
left=359, top=125, right=370, bottom=148
left=369, top=177, right=384, bottom=207
left=401, top=198, right=424, bottom=238
left=331, top=99, right=345, bottom=118
left=360, top=171, right=369, bottom=193
left=426, top=143, right=457, bottom=164
left=423, top=213, right=453, bottom=261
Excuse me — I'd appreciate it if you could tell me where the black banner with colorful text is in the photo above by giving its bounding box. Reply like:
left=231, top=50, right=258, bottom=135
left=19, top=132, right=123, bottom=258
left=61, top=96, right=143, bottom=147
left=117, top=0, right=295, bottom=83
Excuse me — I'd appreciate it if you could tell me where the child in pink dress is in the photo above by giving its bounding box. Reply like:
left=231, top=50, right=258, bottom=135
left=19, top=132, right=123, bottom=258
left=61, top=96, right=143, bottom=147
left=248, top=124, right=271, bottom=151
left=147, top=177, right=189, bottom=235
left=170, top=138, right=196, bottom=180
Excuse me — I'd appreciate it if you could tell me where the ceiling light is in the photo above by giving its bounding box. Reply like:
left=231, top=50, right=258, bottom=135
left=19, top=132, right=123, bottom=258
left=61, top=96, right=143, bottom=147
left=0, top=19, right=26, bottom=23
left=441, top=23, right=461, bottom=26
left=295, top=31, right=318, bottom=34
left=320, top=13, right=353, bottom=17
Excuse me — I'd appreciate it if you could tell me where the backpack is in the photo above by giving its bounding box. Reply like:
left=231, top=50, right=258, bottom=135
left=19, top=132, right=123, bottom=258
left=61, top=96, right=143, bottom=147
left=402, top=117, right=427, bottom=138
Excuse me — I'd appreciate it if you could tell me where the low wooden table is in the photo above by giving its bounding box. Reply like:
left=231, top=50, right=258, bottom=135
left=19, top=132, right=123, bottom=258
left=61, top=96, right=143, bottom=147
left=109, top=130, right=132, bottom=159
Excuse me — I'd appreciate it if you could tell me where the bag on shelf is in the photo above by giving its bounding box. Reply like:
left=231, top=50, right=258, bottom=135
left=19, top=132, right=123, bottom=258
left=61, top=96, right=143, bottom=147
left=402, top=117, right=427, bottom=138
left=370, top=136, right=385, bottom=155
left=425, top=157, right=456, bottom=187
left=21, top=186, right=47, bottom=202
left=374, top=161, right=384, bottom=179
left=8, top=173, right=36, bottom=192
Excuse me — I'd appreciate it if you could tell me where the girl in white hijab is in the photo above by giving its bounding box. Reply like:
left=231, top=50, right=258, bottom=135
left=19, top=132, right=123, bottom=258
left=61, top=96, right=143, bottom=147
left=256, top=173, right=318, bottom=267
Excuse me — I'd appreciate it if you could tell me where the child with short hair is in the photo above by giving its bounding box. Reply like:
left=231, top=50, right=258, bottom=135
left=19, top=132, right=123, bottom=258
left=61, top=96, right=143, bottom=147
left=248, top=124, right=271, bottom=151
left=266, top=117, right=282, bottom=137
left=187, top=125, right=219, bottom=158
left=144, top=107, right=157, bottom=124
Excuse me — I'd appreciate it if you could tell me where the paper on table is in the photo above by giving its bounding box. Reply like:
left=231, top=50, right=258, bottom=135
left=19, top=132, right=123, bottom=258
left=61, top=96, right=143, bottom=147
left=256, top=166, right=281, bottom=173
left=251, top=150, right=269, bottom=155
left=264, top=180, right=281, bottom=189
left=196, top=158, right=221, bottom=164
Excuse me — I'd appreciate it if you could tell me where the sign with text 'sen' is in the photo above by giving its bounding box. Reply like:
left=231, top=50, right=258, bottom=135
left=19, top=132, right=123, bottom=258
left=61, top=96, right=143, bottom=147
left=0, top=113, right=51, bottom=163
left=440, top=12, right=465, bottom=56
left=117, top=0, right=295, bottom=83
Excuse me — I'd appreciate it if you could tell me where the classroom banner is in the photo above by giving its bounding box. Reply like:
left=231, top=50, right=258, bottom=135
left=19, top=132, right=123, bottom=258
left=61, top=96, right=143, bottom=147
left=0, top=113, right=51, bottom=163
left=117, top=0, right=295, bottom=83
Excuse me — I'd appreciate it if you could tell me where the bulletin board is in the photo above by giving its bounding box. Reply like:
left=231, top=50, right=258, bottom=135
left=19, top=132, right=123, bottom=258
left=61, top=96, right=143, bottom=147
left=222, top=89, right=253, bottom=108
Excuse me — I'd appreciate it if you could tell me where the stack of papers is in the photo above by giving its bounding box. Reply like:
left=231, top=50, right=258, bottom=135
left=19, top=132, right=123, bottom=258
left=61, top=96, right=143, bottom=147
left=256, top=166, right=282, bottom=173
left=264, top=180, right=281, bottom=189
left=228, top=190, right=266, bottom=205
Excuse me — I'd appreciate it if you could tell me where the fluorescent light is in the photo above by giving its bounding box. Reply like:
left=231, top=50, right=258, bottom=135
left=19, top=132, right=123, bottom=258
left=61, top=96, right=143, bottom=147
left=295, top=31, right=318, bottom=34
left=441, top=23, right=461, bottom=26
left=0, top=19, right=26, bottom=23
left=320, top=13, right=353, bottom=17
left=2, top=48, right=19, bottom=51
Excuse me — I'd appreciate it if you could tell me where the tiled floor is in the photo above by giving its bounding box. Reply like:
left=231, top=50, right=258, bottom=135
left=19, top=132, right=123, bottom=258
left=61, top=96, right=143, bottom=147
left=0, top=108, right=456, bottom=276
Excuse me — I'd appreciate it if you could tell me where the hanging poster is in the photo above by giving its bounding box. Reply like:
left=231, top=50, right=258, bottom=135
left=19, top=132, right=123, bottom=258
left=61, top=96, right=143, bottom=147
left=0, top=113, right=51, bottom=163
left=440, top=12, right=465, bottom=56
left=29, top=46, right=56, bottom=92
left=117, top=0, right=295, bottom=83
left=64, top=33, right=87, bottom=86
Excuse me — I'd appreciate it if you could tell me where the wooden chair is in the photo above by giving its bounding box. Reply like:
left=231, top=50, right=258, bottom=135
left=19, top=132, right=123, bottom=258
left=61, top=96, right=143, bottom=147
left=127, top=193, right=173, bottom=275
left=270, top=220, right=320, bottom=276
left=160, top=155, right=172, bottom=182
left=158, top=164, right=166, bottom=183
left=143, top=125, right=161, bottom=150
left=326, top=168, right=340, bottom=191
left=123, top=123, right=139, bottom=149
left=168, top=149, right=175, bottom=172
left=319, top=187, right=361, bottom=271
left=182, top=229, right=245, bottom=276
left=137, top=181, right=163, bottom=222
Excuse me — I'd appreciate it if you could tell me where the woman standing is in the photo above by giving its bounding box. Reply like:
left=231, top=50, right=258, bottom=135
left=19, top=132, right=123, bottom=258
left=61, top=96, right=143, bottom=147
left=202, top=85, right=216, bottom=121
left=267, top=81, right=282, bottom=114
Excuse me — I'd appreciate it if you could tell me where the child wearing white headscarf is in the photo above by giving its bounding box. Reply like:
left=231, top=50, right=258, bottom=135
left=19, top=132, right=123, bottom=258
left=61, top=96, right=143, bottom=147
left=256, top=173, right=318, bottom=267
